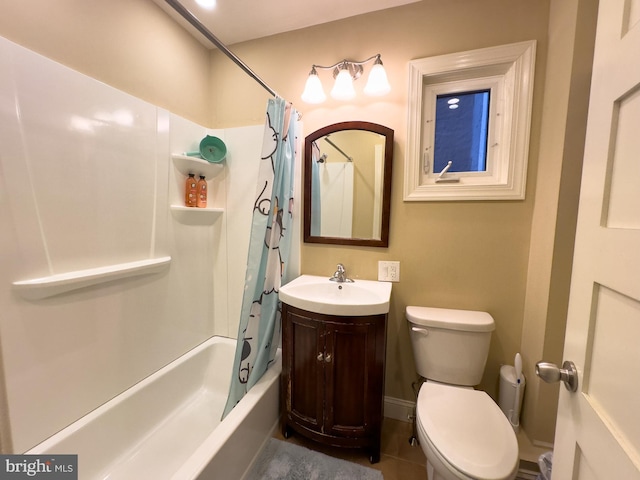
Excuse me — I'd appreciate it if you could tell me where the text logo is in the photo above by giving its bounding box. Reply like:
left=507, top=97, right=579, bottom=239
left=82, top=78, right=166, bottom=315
left=0, top=455, right=77, bottom=479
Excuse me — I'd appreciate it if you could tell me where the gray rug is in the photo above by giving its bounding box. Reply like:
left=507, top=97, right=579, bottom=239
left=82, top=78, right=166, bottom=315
left=245, top=438, right=384, bottom=480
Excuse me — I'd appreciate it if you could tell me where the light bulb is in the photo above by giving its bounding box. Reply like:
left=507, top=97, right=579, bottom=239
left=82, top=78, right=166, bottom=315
left=364, top=61, right=391, bottom=97
left=301, top=68, right=326, bottom=104
left=331, top=67, right=356, bottom=101
left=195, top=0, right=217, bottom=8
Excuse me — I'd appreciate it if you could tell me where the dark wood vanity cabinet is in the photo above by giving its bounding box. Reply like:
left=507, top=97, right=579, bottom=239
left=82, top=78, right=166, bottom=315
left=281, top=303, right=387, bottom=463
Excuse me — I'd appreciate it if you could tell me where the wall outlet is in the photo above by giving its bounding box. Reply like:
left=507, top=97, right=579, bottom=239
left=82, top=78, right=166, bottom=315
left=378, top=261, right=400, bottom=282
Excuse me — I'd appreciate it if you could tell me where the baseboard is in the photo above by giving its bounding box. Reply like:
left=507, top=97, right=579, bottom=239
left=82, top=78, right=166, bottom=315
left=517, top=459, right=540, bottom=479
left=383, top=396, right=415, bottom=423
left=532, top=439, right=554, bottom=449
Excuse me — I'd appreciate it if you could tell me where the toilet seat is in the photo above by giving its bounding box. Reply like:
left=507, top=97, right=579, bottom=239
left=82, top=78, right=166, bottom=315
left=416, top=382, right=518, bottom=480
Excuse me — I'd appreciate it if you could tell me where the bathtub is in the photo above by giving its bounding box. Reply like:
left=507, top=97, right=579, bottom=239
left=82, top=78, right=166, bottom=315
left=27, top=336, right=282, bottom=479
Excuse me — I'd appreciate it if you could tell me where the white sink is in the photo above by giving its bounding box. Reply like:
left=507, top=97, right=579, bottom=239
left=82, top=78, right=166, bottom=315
left=279, top=274, right=392, bottom=316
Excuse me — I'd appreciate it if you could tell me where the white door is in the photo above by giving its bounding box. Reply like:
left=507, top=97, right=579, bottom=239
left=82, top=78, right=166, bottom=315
left=550, top=1, right=640, bottom=478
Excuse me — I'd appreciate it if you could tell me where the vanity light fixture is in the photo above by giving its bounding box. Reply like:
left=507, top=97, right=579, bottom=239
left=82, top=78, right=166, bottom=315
left=301, top=54, right=391, bottom=104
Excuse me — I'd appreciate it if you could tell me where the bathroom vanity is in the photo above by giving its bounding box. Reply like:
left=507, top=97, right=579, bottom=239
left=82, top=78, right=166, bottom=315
left=280, top=303, right=387, bottom=463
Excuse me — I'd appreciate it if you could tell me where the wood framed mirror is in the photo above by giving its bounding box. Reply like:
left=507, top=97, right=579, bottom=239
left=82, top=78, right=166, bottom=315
left=304, top=121, right=394, bottom=247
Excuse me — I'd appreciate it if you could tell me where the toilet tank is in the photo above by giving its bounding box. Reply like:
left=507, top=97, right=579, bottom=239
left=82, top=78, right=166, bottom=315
left=407, top=306, right=495, bottom=386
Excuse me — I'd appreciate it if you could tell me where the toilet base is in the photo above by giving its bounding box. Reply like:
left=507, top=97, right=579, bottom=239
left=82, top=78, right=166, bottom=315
left=424, top=456, right=472, bottom=480
left=423, top=441, right=516, bottom=480
left=420, top=428, right=473, bottom=480
left=426, top=459, right=478, bottom=480
left=427, top=460, right=436, bottom=480
left=409, top=377, right=425, bottom=447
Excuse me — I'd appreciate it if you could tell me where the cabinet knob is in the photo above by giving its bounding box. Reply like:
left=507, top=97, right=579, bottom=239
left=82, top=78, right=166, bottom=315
left=317, top=352, right=324, bottom=361
left=324, top=353, right=332, bottom=363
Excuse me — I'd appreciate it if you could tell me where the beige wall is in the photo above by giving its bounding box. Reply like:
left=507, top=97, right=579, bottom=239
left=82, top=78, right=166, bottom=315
left=520, top=0, right=598, bottom=444
left=0, top=0, right=212, bottom=125
left=0, top=0, right=599, bottom=447
left=214, top=0, right=549, bottom=430
left=211, top=0, right=596, bottom=446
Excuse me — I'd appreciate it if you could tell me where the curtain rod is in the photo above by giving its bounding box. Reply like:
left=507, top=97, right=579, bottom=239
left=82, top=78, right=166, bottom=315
left=324, top=136, right=353, bottom=162
left=163, top=0, right=277, bottom=97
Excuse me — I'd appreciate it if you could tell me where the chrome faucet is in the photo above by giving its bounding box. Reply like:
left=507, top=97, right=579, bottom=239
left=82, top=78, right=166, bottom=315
left=330, top=263, right=354, bottom=283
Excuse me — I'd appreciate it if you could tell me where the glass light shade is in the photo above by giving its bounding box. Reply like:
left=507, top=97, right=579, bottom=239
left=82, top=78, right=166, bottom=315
left=301, top=72, right=326, bottom=104
left=364, top=63, right=391, bottom=96
left=331, top=68, right=356, bottom=101
left=195, top=0, right=217, bottom=8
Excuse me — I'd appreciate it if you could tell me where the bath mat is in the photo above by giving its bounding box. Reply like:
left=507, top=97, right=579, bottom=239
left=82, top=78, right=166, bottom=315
left=245, top=438, right=384, bottom=480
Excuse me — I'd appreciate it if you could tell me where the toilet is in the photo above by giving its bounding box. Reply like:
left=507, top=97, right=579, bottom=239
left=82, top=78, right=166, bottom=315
left=407, top=306, right=519, bottom=480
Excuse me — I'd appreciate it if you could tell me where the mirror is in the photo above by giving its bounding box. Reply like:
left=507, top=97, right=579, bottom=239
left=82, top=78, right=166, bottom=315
left=304, top=121, right=394, bottom=247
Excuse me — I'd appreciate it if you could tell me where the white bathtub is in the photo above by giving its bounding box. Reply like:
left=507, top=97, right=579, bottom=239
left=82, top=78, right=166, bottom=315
left=27, top=336, right=281, bottom=479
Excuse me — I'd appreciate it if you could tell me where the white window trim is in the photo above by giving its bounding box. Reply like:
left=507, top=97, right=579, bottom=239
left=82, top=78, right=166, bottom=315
left=404, top=41, right=536, bottom=201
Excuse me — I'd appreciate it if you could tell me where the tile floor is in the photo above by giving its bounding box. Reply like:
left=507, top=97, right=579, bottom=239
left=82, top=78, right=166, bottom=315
left=273, top=418, right=427, bottom=480
left=273, top=419, right=548, bottom=480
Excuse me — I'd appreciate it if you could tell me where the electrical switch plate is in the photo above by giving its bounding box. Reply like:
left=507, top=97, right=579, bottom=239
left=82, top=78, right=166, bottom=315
left=378, top=261, right=400, bottom=282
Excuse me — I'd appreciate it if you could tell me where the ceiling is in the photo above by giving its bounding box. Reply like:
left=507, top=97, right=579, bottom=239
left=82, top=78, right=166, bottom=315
left=152, top=0, right=421, bottom=47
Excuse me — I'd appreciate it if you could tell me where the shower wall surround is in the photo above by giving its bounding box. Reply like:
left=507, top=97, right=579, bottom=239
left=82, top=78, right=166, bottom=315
left=0, top=36, right=272, bottom=453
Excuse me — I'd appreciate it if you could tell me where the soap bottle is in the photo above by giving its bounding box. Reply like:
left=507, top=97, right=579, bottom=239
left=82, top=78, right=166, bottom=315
left=185, top=173, right=197, bottom=207
left=196, top=175, right=207, bottom=208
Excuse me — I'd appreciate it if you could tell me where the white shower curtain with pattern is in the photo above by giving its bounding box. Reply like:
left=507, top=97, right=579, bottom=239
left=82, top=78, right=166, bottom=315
left=223, top=97, right=298, bottom=418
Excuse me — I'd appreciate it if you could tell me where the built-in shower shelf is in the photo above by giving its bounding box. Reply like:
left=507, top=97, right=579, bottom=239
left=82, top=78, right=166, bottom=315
left=12, top=256, right=172, bottom=300
left=170, top=205, right=224, bottom=225
left=172, top=154, right=224, bottom=178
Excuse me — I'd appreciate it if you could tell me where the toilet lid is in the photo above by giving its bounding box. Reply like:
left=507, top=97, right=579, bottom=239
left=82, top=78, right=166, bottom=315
left=406, top=306, right=495, bottom=332
left=417, top=382, right=518, bottom=480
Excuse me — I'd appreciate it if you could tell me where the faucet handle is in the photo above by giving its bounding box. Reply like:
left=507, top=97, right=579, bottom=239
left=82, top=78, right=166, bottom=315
left=330, top=263, right=354, bottom=283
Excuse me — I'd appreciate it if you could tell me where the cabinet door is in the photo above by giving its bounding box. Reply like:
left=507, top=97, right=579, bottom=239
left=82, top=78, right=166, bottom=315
left=283, top=308, right=325, bottom=432
left=323, top=318, right=381, bottom=438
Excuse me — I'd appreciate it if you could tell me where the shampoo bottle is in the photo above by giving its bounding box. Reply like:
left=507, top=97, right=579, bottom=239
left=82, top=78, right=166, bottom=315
left=196, top=175, right=207, bottom=208
left=185, top=173, right=197, bottom=207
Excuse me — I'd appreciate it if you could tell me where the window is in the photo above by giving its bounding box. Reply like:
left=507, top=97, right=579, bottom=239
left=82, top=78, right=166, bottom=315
left=434, top=90, right=490, bottom=174
left=404, top=41, right=536, bottom=201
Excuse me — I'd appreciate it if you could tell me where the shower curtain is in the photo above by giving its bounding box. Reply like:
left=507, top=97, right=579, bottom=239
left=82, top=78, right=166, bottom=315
left=310, top=141, right=322, bottom=236
left=318, top=162, right=354, bottom=238
left=223, top=97, right=298, bottom=418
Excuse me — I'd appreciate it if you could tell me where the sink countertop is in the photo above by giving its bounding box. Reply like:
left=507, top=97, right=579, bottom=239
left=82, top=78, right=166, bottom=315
left=279, top=274, right=392, bottom=316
